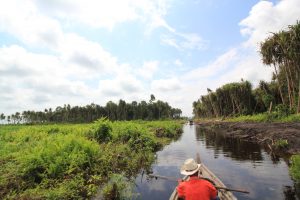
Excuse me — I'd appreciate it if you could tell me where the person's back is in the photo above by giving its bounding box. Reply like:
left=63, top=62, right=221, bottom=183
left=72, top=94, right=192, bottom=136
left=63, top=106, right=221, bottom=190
left=177, top=158, right=218, bottom=200
left=177, top=176, right=217, bottom=200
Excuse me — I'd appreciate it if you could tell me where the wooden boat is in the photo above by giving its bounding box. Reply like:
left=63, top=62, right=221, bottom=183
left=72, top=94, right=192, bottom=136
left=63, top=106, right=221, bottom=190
left=169, top=163, right=237, bottom=200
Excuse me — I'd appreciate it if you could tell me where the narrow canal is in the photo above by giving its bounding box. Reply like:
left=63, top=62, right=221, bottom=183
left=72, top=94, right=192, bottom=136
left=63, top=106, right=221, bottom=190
left=135, top=124, right=299, bottom=200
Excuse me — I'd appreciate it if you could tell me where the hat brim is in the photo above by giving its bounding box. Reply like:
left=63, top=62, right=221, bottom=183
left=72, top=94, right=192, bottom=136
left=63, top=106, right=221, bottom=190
left=180, top=164, right=201, bottom=176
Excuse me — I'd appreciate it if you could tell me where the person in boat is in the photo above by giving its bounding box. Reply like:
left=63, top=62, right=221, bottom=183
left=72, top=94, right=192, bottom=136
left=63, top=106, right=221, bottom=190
left=177, top=158, right=219, bottom=200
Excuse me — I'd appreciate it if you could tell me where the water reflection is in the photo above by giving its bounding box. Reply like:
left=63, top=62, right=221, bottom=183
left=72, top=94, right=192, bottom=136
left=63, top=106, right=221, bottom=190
left=196, top=126, right=263, bottom=161
left=135, top=125, right=298, bottom=200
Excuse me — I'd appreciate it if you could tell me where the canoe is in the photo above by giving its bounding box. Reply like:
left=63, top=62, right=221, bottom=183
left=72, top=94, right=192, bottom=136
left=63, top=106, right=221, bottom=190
left=169, top=163, right=237, bottom=200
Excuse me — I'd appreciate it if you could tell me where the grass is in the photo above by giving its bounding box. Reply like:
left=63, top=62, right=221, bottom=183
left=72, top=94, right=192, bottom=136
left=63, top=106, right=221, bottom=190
left=225, top=113, right=300, bottom=122
left=0, top=119, right=182, bottom=199
left=274, top=139, right=289, bottom=149
left=290, top=155, right=300, bottom=182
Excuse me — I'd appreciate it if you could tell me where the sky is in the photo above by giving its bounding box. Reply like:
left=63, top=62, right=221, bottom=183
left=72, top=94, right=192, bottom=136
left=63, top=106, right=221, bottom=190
left=1, top=0, right=300, bottom=117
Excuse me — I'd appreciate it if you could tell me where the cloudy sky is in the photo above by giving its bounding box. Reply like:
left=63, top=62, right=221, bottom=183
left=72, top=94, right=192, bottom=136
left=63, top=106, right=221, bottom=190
left=1, top=0, right=300, bottom=116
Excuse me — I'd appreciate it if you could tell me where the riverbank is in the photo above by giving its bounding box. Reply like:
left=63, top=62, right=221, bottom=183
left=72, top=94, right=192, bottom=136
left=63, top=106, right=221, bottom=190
left=196, top=121, right=300, bottom=155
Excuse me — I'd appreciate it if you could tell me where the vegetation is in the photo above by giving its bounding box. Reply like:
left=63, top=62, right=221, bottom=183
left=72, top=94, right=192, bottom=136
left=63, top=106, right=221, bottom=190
left=0, top=120, right=182, bottom=199
left=193, top=81, right=255, bottom=118
left=226, top=113, right=300, bottom=122
left=0, top=95, right=182, bottom=124
left=193, top=22, right=300, bottom=119
left=290, top=155, right=300, bottom=182
left=274, top=139, right=289, bottom=149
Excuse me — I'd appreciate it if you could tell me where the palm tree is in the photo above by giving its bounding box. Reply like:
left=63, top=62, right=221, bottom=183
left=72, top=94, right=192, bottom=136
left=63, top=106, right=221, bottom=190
left=0, top=113, right=5, bottom=124
left=207, top=88, right=218, bottom=117
left=7, top=115, right=11, bottom=124
left=260, top=22, right=300, bottom=112
left=150, top=94, right=156, bottom=103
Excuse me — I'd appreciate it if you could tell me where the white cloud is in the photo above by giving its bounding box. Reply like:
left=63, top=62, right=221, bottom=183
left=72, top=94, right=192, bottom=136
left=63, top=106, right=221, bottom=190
left=60, top=33, right=119, bottom=76
left=215, top=51, right=272, bottom=88
left=160, top=35, right=181, bottom=50
left=0, top=45, right=64, bottom=79
left=178, top=32, right=208, bottom=50
left=34, top=0, right=170, bottom=30
left=183, top=48, right=238, bottom=81
left=0, top=45, right=95, bottom=114
left=0, top=0, right=64, bottom=49
left=174, top=59, right=183, bottom=66
left=0, top=43, right=149, bottom=114
left=151, top=77, right=181, bottom=92
left=161, top=31, right=207, bottom=51
left=99, top=75, right=144, bottom=97
left=98, top=79, right=123, bottom=97
left=0, top=0, right=121, bottom=76
left=240, top=0, right=300, bottom=48
left=120, top=75, right=143, bottom=93
left=137, top=61, right=159, bottom=79
left=35, top=0, right=138, bottom=30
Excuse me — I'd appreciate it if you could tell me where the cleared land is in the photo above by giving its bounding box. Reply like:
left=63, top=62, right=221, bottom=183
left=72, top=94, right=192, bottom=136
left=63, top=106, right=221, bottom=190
left=196, top=121, right=300, bottom=155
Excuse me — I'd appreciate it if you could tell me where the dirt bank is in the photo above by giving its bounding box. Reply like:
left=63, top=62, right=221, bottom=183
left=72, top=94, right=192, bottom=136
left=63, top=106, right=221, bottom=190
left=196, top=121, right=300, bottom=155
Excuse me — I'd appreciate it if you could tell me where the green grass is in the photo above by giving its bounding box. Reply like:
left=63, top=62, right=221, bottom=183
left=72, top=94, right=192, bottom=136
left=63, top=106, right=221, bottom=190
left=225, top=113, right=300, bottom=122
left=290, top=155, right=300, bottom=182
left=274, top=139, right=289, bottom=149
left=0, top=120, right=182, bottom=199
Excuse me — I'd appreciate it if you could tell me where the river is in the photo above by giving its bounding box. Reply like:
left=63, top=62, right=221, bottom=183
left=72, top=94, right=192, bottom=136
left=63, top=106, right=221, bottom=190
left=134, top=124, right=299, bottom=200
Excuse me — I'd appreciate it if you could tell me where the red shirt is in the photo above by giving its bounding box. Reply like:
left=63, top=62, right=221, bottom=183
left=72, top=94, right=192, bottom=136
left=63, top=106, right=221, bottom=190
left=177, top=177, right=217, bottom=200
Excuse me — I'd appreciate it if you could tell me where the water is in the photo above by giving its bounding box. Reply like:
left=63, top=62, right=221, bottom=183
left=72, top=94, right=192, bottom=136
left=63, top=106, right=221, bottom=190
left=134, top=124, right=299, bottom=200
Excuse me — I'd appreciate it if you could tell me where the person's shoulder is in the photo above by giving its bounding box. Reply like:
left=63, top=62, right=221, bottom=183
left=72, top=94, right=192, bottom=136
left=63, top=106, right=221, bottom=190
left=200, top=179, right=215, bottom=187
left=202, top=180, right=217, bottom=192
left=200, top=178, right=213, bottom=184
left=178, top=180, right=188, bottom=186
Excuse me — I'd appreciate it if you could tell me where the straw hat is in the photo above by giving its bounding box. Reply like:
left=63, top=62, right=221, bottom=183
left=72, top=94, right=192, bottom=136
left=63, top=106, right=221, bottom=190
left=180, top=158, right=201, bottom=176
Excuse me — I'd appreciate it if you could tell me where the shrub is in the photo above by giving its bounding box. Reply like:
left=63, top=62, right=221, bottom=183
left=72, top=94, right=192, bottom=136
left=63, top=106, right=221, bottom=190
left=274, top=104, right=291, bottom=116
left=19, top=134, right=100, bottom=180
left=143, top=120, right=182, bottom=138
left=111, top=122, right=159, bottom=151
left=89, top=118, right=112, bottom=143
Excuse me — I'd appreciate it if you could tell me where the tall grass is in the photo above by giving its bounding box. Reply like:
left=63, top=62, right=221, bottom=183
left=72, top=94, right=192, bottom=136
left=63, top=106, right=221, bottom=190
left=0, top=120, right=182, bottom=199
left=226, top=113, right=300, bottom=122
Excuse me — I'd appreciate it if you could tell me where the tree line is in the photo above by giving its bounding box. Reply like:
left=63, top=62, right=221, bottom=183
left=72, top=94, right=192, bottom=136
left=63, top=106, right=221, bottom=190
left=0, top=95, right=182, bottom=124
left=193, top=21, right=300, bottom=118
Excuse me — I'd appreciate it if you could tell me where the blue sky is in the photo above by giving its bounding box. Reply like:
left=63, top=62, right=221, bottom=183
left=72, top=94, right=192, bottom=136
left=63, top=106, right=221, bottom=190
left=0, top=0, right=300, bottom=116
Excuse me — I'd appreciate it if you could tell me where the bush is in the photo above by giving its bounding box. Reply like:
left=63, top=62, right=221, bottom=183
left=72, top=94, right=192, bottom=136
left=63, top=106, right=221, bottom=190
left=143, top=120, right=182, bottom=138
left=112, top=122, right=159, bottom=151
left=275, top=104, right=291, bottom=116
left=89, top=118, right=112, bottom=143
left=112, top=122, right=145, bottom=143
left=19, top=134, right=100, bottom=180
